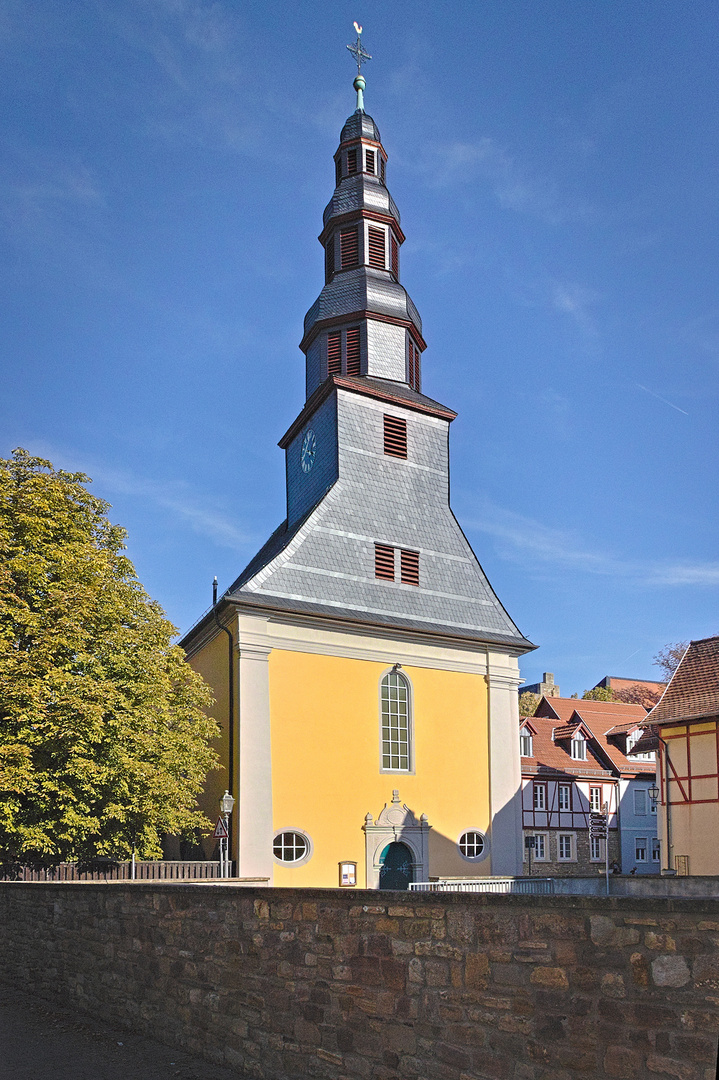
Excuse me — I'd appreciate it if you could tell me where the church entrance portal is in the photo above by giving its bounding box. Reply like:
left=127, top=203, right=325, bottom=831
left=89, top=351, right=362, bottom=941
left=379, top=841, right=414, bottom=890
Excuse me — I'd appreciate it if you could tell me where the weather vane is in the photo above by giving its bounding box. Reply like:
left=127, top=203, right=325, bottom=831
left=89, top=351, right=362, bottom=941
left=346, top=22, right=371, bottom=111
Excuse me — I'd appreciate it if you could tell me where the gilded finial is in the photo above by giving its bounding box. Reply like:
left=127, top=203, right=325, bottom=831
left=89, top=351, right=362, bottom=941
left=346, top=22, right=371, bottom=112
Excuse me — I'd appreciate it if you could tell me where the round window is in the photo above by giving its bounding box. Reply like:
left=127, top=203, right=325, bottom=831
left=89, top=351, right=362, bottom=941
left=273, top=831, right=311, bottom=864
left=458, top=830, right=487, bottom=860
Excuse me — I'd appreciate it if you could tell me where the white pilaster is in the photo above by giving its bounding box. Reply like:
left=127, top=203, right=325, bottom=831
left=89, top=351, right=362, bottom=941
left=487, top=651, right=523, bottom=875
left=236, top=616, right=274, bottom=883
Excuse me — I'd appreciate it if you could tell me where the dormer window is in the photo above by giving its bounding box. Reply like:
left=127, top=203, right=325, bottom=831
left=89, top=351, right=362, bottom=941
left=365, top=149, right=375, bottom=175
left=571, top=734, right=587, bottom=761
left=520, top=732, right=533, bottom=757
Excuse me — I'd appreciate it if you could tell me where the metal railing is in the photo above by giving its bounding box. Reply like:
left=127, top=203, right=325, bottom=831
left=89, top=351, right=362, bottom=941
left=409, top=877, right=555, bottom=895
left=1, top=861, right=225, bottom=882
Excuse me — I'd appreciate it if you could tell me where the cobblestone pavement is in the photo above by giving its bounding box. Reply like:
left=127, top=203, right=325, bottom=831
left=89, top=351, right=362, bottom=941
left=0, top=985, right=241, bottom=1079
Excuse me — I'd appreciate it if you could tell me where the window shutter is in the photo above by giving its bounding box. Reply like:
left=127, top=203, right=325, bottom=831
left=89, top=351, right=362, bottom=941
left=325, top=238, right=334, bottom=282
left=365, top=149, right=375, bottom=175
left=367, top=226, right=386, bottom=269
left=391, top=235, right=399, bottom=278
left=383, top=415, right=407, bottom=458
left=340, top=228, right=359, bottom=269
left=400, top=549, right=420, bottom=586
left=380, top=156, right=386, bottom=183
left=408, top=341, right=421, bottom=391
left=327, top=331, right=341, bottom=376
left=347, top=148, right=358, bottom=175
left=375, top=543, right=395, bottom=581
left=335, top=157, right=342, bottom=187
left=346, top=327, right=361, bottom=376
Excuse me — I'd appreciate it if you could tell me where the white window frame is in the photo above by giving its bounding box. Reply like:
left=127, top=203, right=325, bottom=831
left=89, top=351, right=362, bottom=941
left=635, top=836, right=648, bottom=862
left=520, top=732, right=533, bottom=757
left=558, top=784, right=571, bottom=811
left=272, top=829, right=313, bottom=867
left=590, top=836, right=603, bottom=862
left=523, top=832, right=548, bottom=862
left=379, top=668, right=414, bottom=774
left=533, top=783, right=546, bottom=811
left=571, top=734, right=587, bottom=760
left=589, top=786, right=602, bottom=812
left=365, top=221, right=388, bottom=271
left=557, top=832, right=576, bottom=862
left=652, top=838, right=661, bottom=862
left=457, top=830, right=489, bottom=863
left=634, top=788, right=648, bottom=816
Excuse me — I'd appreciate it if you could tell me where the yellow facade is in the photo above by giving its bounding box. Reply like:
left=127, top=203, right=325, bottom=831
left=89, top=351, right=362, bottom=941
left=269, top=649, right=490, bottom=888
left=660, top=720, right=719, bottom=876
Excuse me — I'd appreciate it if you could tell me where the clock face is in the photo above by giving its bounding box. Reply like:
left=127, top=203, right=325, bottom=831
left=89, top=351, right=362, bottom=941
left=300, top=429, right=317, bottom=473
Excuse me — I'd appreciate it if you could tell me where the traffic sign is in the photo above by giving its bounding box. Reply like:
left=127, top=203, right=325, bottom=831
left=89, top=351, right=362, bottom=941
left=213, top=816, right=229, bottom=839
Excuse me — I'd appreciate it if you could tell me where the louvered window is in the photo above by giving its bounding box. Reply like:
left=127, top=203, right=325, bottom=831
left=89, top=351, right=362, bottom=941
left=383, top=415, right=407, bottom=458
left=347, top=148, right=358, bottom=175
left=325, top=238, right=334, bottom=283
left=380, top=156, right=386, bottom=183
left=346, top=326, right=361, bottom=376
left=375, top=543, right=395, bottom=581
left=390, top=234, right=399, bottom=278
left=365, top=149, right=375, bottom=175
left=408, top=340, right=421, bottom=392
left=400, top=549, right=420, bottom=587
left=367, top=226, right=386, bottom=269
left=335, top=157, right=342, bottom=187
left=327, top=331, right=342, bottom=377
left=340, top=228, right=359, bottom=269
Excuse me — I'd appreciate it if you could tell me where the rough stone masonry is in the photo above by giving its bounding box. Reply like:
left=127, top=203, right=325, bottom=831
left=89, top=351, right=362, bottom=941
left=1, top=884, right=718, bottom=1079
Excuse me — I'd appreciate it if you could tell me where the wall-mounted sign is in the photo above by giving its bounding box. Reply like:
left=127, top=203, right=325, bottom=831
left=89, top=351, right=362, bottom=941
left=339, top=861, right=357, bottom=887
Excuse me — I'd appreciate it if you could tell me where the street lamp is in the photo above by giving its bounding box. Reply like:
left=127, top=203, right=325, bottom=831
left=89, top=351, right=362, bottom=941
left=649, top=784, right=659, bottom=806
left=219, top=790, right=235, bottom=878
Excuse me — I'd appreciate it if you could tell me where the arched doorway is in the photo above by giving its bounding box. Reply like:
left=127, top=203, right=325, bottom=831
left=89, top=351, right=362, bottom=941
left=379, top=841, right=414, bottom=890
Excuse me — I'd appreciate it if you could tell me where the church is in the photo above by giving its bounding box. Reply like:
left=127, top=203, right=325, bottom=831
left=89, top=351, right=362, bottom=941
left=180, top=44, right=535, bottom=889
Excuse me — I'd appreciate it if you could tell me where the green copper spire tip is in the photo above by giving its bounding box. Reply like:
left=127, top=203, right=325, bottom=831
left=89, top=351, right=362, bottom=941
left=346, top=22, right=371, bottom=112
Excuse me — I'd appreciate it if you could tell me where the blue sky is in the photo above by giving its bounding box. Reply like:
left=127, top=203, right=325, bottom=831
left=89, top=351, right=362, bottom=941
left=1, top=0, right=717, bottom=695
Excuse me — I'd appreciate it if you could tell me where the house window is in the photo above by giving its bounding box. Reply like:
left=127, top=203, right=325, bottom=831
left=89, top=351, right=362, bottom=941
left=390, top=234, right=399, bottom=278
left=340, top=227, right=359, bottom=268
left=558, top=784, right=571, bottom=811
left=383, top=415, right=407, bottom=458
left=533, top=784, right=546, bottom=811
left=650, top=793, right=657, bottom=815
left=652, top=839, right=661, bottom=862
left=590, top=787, right=602, bottom=812
left=400, top=549, right=420, bottom=587
left=519, top=732, right=533, bottom=757
left=635, top=837, right=647, bottom=862
left=347, top=148, right=358, bottom=175
left=327, top=331, right=342, bottom=376
left=381, top=670, right=411, bottom=771
left=634, top=789, right=647, bottom=816
left=571, top=734, right=587, bottom=760
left=524, top=833, right=547, bottom=861
left=558, top=834, right=574, bottom=861
left=374, top=543, right=395, bottom=581
left=346, top=326, right=361, bottom=376
left=273, top=831, right=311, bottom=865
left=590, top=836, right=602, bottom=861
left=365, top=148, right=375, bottom=174
left=367, top=226, right=386, bottom=269
left=458, top=831, right=486, bottom=860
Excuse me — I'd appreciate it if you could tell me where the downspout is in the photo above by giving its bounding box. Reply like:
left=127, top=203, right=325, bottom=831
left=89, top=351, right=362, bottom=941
left=213, top=580, right=235, bottom=864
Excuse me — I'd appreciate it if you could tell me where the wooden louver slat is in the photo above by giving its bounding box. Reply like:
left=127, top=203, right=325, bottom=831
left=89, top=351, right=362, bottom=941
left=383, top=415, right=407, bottom=458
left=346, top=327, right=361, bottom=376
left=400, top=549, right=420, bottom=587
left=391, top=235, right=399, bottom=278
left=335, top=157, right=342, bottom=187
left=408, top=340, right=421, bottom=391
left=367, top=226, right=386, bottom=269
left=325, top=238, right=334, bottom=282
left=347, top=149, right=358, bottom=174
left=365, top=149, right=375, bottom=175
left=375, top=543, right=395, bottom=581
left=340, top=228, right=359, bottom=269
left=380, top=156, right=386, bottom=183
left=327, top=331, right=342, bottom=376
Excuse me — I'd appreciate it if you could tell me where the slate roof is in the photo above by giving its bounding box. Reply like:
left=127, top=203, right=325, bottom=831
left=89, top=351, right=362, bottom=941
left=645, top=636, right=719, bottom=724
left=530, top=697, right=655, bottom=776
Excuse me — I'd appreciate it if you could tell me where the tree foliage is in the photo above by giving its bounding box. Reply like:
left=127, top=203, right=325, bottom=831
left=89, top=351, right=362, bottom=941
left=581, top=686, right=616, bottom=702
left=0, top=449, right=220, bottom=865
left=518, top=691, right=540, bottom=717
left=653, top=641, right=689, bottom=682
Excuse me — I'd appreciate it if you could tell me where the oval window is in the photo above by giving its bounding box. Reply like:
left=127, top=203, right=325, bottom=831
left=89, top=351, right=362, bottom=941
left=458, top=830, right=486, bottom=860
left=273, top=831, right=311, bottom=865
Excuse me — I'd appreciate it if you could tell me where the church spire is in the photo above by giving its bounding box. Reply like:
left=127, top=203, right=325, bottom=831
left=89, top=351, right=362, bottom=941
left=300, top=30, right=425, bottom=401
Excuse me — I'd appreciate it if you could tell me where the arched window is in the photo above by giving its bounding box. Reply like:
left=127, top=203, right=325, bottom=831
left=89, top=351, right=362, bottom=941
left=380, top=670, right=412, bottom=771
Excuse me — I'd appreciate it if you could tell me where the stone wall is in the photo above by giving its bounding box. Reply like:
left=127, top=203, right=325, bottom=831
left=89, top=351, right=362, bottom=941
left=1, top=883, right=718, bottom=1079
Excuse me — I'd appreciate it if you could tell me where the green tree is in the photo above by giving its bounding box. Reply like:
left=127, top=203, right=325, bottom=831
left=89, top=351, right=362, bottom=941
left=0, top=449, right=220, bottom=866
left=518, top=691, right=540, bottom=717
left=581, top=686, right=616, bottom=702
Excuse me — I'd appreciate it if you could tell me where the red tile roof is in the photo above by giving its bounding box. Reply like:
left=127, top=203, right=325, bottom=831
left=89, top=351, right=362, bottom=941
left=646, top=636, right=719, bottom=725
left=526, top=697, right=655, bottom=776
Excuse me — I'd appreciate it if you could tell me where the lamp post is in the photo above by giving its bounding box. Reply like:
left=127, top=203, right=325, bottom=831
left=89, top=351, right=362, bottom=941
left=219, top=790, right=235, bottom=878
left=649, top=784, right=659, bottom=807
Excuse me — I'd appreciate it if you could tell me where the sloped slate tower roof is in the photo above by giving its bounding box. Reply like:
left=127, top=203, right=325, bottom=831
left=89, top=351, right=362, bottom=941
left=185, top=80, right=534, bottom=654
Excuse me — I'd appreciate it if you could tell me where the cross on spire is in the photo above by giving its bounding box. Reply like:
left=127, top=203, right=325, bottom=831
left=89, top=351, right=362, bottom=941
left=346, top=22, right=371, bottom=74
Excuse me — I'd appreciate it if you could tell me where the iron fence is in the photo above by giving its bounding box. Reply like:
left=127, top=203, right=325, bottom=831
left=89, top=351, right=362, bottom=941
left=409, top=877, right=555, bottom=895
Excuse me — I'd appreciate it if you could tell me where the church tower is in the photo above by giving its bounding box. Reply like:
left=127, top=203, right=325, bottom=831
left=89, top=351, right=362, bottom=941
left=181, top=36, right=535, bottom=888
